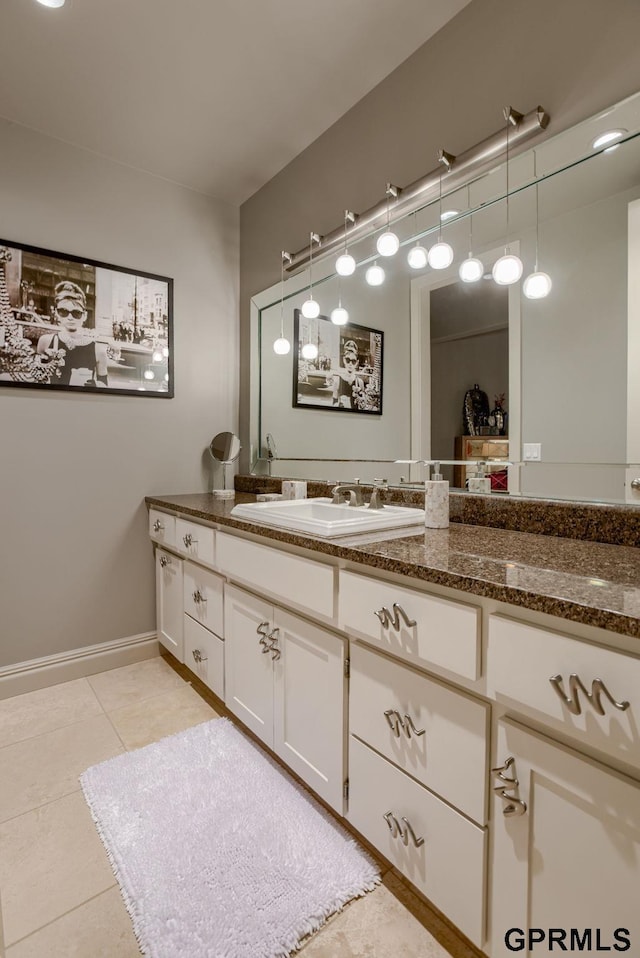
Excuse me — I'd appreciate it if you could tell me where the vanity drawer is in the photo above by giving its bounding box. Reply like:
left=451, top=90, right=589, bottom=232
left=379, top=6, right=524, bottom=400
left=184, top=615, right=224, bottom=700
left=350, top=644, right=488, bottom=824
left=487, top=615, right=640, bottom=768
left=183, top=562, right=224, bottom=636
left=149, top=509, right=175, bottom=548
left=216, top=532, right=335, bottom=620
left=175, top=518, right=215, bottom=567
left=339, top=570, right=480, bottom=681
left=348, top=736, right=486, bottom=948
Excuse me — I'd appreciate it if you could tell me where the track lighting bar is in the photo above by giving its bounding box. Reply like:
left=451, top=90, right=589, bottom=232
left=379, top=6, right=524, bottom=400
left=284, top=105, right=549, bottom=272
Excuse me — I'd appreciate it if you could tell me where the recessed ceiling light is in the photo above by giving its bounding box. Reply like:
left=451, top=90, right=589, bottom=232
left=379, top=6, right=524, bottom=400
left=440, top=210, right=460, bottom=221
left=36, top=0, right=66, bottom=6
left=592, top=129, right=627, bottom=152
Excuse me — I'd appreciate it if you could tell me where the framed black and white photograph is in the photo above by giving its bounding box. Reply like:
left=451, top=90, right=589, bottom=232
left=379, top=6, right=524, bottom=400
left=293, top=309, right=383, bottom=415
left=0, top=239, right=173, bottom=397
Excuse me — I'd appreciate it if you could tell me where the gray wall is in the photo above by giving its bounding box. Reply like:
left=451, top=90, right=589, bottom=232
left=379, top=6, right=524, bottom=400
left=0, top=120, right=238, bottom=669
left=240, top=0, right=640, bottom=469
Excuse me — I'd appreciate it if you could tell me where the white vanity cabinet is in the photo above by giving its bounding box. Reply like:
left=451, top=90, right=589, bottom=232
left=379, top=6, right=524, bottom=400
left=224, top=583, right=347, bottom=813
left=155, top=547, right=183, bottom=661
left=490, top=718, right=640, bottom=957
left=182, top=561, right=225, bottom=699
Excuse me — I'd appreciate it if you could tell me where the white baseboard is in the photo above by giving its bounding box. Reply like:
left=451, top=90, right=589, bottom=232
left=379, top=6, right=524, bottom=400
left=0, top=632, right=160, bottom=700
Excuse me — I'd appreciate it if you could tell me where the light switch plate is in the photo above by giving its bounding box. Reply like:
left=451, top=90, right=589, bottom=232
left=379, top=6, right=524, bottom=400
left=523, top=443, right=542, bottom=461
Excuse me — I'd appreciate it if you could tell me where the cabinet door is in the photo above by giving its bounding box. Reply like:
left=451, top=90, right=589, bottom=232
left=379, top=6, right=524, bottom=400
left=491, top=718, right=640, bottom=957
left=156, top=548, right=183, bottom=661
left=224, top=585, right=274, bottom=748
left=273, top=609, right=346, bottom=814
left=184, top=615, right=224, bottom=700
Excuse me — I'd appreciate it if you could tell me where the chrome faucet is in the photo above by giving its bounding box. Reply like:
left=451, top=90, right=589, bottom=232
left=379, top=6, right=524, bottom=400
left=368, top=478, right=388, bottom=510
left=331, top=483, right=365, bottom=506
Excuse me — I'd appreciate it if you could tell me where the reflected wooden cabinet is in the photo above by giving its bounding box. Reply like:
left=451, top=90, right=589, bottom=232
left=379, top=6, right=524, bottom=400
left=453, top=435, right=509, bottom=489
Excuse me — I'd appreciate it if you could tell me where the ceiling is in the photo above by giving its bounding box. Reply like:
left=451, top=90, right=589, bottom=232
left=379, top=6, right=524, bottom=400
left=0, top=0, right=471, bottom=205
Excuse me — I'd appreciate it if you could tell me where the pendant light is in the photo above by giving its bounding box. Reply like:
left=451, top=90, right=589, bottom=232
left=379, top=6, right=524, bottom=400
left=301, top=232, right=320, bottom=318
left=331, top=266, right=349, bottom=325
left=407, top=212, right=428, bottom=269
left=458, top=186, right=483, bottom=283
left=335, top=210, right=356, bottom=276
left=376, top=184, right=400, bottom=257
left=365, top=261, right=385, bottom=286
left=493, top=108, right=524, bottom=286
left=273, top=252, right=292, bottom=355
left=523, top=151, right=552, bottom=299
left=427, top=156, right=454, bottom=270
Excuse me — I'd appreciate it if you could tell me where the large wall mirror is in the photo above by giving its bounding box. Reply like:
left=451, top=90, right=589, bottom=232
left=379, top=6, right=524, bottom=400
left=250, top=90, right=640, bottom=506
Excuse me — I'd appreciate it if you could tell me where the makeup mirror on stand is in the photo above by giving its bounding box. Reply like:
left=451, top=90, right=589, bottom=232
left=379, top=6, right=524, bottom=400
left=209, top=431, right=241, bottom=499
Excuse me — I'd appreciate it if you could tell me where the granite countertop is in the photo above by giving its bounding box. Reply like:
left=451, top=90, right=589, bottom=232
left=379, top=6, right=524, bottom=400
left=146, top=492, right=640, bottom=640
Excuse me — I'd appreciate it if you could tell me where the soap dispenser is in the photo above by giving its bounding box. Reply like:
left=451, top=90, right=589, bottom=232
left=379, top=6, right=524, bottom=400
left=468, top=461, right=492, bottom=494
left=424, top=461, right=449, bottom=529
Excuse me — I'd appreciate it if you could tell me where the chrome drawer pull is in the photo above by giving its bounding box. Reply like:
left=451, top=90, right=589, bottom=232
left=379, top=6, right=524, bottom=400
left=153, top=519, right=164, bottom=532
left=192, top=648, right=208, bottom=664
left=383, top=811, right=424, bottom=847
left=192, top=589, right=206, bottom=605
left=159, top=555, right=171, bottom=568
left=384, top=709, right=425, bottom=739
left=401, top=817, right=425, bottom=848
left=374, top=602, right=417, bottom=631
left=402, top=714, right=426, bottom=738
left=256, top=621, right=270, bottom=650
left=384, top=709, right=402, bottom=737
left=492, top=756, right=527, bottom=817
left=549, top=673, right=630, bottom=717
left=183, top=533, right=198, bottom=548
left=383, top=810, right=401, bottom=837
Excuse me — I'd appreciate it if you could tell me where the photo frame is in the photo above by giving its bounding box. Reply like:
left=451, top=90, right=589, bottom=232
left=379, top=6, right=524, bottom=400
left=0, top=239, right=173, bottom=397
left=293, top=309, right=383, bottom=415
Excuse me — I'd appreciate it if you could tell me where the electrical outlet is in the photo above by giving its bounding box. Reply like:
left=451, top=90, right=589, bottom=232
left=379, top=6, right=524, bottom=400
left=523, top=443, right=542, bottom=461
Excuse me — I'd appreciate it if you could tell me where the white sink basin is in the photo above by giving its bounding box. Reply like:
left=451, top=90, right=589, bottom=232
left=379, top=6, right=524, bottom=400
left=230, top=497, right=425, bottom=538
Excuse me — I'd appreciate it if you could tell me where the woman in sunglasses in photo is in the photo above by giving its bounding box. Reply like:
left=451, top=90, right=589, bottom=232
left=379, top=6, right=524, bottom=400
left=332, top=339, right=365, bottom=409
left=37, top=281, right=109, bottom=387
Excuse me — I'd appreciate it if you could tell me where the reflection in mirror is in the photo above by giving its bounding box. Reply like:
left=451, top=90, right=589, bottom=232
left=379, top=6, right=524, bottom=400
left=251, top=90, right=640, bottom=506
left=209, top=431, right=241, bottom=499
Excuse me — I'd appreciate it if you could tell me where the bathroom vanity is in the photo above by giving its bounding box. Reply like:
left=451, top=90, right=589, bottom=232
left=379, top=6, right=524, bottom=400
left=146, top=489, right=640, bottom=957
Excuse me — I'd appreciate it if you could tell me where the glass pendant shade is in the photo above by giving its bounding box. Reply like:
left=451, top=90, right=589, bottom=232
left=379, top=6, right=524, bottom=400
left=301, top=342, right=318, bottom=360
left=365, top=263, right=385, bottom=286
left=376, top=231, right=400, bottom=257
left=152, top=350, right=163, bottom=363
left=37, top=0, right=66, bottom=6
left=407, top=243, right=428, bottom=269
left=523, top=270, right=552, bottom=299
left=331, top=305, right=349, bottom=326
left=427, top=241, right=454, bottom=270
left=144, top=369, right=155, bottom=380
left=492, top=252, right=523, bottom=285
left=273, top=337, right=291, bottom=354
left=301, top=296, right=320, bottom=319
left=335, top=252, right=356, bottom=276
left=459, top=256, right=484, bottom=283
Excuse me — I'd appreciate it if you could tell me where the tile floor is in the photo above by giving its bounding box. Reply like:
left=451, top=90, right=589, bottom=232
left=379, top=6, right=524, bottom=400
left=0, top=656, right=462, bottom=958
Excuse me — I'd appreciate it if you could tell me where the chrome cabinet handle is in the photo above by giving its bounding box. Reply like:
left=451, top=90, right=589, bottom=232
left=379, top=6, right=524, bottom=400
left=631, top=478, right=640, bottom=490
left=192, top=648, right=208, bottom=664
left=374, top=602, right=417, bottom=631
left=267, top=627, right=281, bottom=661
left=257, top=621, right=270, bottom=650
left=383, top=811, right=424, bottom=847
left=384, top=709, right=425, bottom=739
left=192, top=589, right=206, bottom=605
left=492, top=756, right=527, bottom=816
left=549, top=673, right=630, bottom=717
left=183, top=533, right=198, bottom=548
left=159, top=555, right=171, bottom=568
left=153, top=518, right=164, bottom=532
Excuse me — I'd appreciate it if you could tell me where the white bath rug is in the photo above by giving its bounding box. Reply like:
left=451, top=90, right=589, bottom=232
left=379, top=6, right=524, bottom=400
left=80, top=717, right=379, bottom=958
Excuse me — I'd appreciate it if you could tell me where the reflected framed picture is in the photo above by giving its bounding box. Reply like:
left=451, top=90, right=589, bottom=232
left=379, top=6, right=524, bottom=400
left=0, top=238, right=173, bottom=397
left=293, top=309, right=383, bottom=415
